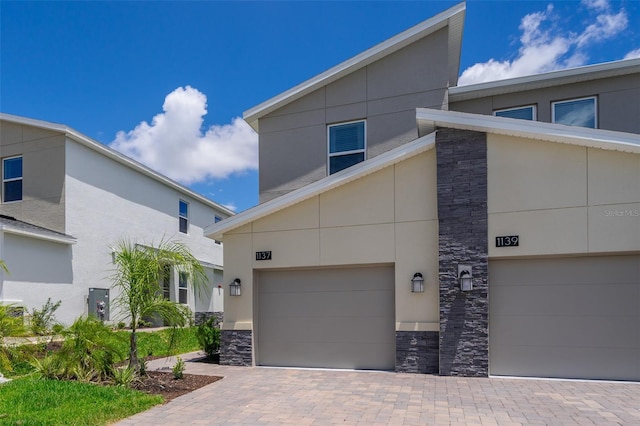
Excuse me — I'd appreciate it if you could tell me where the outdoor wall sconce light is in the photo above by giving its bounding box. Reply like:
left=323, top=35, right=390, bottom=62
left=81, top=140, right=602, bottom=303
left=229, top=278, right=242, bottom=296
left=411, top=272, right=424, bottom=293
left=458, top=265, right=473, bottom=291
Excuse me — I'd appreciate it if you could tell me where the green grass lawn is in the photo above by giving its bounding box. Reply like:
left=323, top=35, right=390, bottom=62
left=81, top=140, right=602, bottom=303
left=0, top=327, right=202, bottom=425
left=0, top=377, right=163, bottom=425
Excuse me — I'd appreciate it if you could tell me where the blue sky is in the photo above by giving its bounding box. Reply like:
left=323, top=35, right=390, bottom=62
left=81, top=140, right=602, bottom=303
left=2, top=0, right=639, bottom=213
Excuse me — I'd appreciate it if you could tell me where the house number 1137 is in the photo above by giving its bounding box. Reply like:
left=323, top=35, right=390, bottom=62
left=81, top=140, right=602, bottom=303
left=255, top=251, right=272, bottom=260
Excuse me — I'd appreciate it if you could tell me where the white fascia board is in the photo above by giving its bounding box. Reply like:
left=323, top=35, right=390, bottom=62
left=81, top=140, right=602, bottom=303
left=0, top=113, right=235, bottom=217
left=204, top=132, right=437, bottom=240
left=242, top=2, right=466, bottom=131
left=0, top=225, right=77, bottom=245
left=416, top=108, right=640, bottom=154
left=449, top=58, right=640, bottom=102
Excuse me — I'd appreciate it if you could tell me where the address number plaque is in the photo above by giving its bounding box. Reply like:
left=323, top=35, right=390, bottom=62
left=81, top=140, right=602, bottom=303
left=495, top=235, right=519, bottom=247
left=255, top=251, right=272, bottom=261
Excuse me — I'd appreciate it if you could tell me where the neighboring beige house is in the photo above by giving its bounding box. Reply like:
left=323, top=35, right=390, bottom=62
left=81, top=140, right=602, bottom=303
left=205, top=2, right=640, bottom=381
left=0, top=114, right=233, bottom=325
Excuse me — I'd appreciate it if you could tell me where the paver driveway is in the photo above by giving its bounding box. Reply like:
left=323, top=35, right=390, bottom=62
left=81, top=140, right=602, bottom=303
left=117, top=352, right=640, bottom=425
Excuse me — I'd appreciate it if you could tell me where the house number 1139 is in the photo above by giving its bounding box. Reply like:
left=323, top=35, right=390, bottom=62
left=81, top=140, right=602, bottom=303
left=495, top=236, right=519, bottom=247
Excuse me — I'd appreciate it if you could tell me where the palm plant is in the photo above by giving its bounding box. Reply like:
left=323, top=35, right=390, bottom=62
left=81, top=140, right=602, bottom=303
left=110, top=239, right=207, bottom=373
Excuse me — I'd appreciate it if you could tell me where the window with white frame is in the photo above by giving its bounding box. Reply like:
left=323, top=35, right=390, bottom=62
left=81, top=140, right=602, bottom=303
left=178, top=272, right=188, bottom=304
left=328, top=120, right=366, bottom=175
left=552, top=97, right=597, bottom=128
left=179, top=200, right=189, bottom=234
left=2, top=156, right=23, bottom=203
left=494, top=105, right=536, bottom=121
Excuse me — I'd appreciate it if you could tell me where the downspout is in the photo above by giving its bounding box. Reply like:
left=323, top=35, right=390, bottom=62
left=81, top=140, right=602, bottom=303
left=0, top=225, right=5, bottom=300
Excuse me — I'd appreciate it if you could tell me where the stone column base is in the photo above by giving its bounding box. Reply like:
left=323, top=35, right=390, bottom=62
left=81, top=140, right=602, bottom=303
left=395, top=331, right=439, bottom=373
left=220, top=330, right=252, bottom=366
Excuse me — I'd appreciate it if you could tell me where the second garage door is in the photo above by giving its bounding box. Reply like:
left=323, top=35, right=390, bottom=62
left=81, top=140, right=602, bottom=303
left=490, top=255, right=640, bottom=381
left=256, top=265, right=395, bottom=370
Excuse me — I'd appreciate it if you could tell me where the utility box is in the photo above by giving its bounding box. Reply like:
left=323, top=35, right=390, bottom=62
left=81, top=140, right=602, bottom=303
left=88, top=288, right=110, bottom=321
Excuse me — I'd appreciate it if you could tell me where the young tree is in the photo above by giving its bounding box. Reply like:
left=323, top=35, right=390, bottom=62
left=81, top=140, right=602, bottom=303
left=110, top=239, right=207, bottom=373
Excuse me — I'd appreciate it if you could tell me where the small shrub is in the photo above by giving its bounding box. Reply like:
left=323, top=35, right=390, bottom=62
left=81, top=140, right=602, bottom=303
left=112, top=366, right=137, bottom=387
left=172, top=356, right=185, bottom=379
left=116, top=322, right=127, bottom=330
left=29, top=298, right=62, bottom=336
left=138, top=359, right=148, bottom=376
left=196, top=318, right=220, bottom=359
left=30, top=355, right=64, bottom=380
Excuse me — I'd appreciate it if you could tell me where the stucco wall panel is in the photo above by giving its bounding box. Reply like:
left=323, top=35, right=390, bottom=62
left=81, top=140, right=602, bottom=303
left=266, top=87, right=326, bottom=118
left=320, top=224, right=395, bottom=265
left=325, top=103, right=366, bottom=124
left=488, top=135, right=587, bottom=213
left=319, top=166, right=394, bottom=227
left=489, top=208, right=588, bottom=256
left=368, top=90, right=447, bottom=117
left=588, top=148, right=640, bottom=206
left=366, top=29, right=448, bottom=100
left=394, top=151, right=438, bottom=222
left=588, top=203, right=640, bottom=252
left=222, top=232, right=253, bottom=326
left=0, top=121, right=22, bottom=145
left=394, top=220, right=439, bottom=325
left=259, top=108, right=326, bottom=134
left=367, top=111, right=420, bottom=158
left=326, top=67, right=367, bottom=107
left=252, top=229, right=320, bottom=268
left=599, top=87, right=640, bottom=134
left=253, top=197, right=319, bottom=232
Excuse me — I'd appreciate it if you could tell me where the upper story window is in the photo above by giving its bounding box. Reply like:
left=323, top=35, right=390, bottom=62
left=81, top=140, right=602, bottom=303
left=179, top=200, right=189, bottom=234
left=552, top=96, right=597, bottom=128
left=328, top=120, right=366, bottom=175
left=2, top=156, right=23, bottom=203
left=494, top=105, right=536, bottom=121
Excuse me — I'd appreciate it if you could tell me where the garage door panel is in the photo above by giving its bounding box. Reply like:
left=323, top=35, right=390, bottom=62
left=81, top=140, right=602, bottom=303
left=491, top=283, right=639, bottom=317
left=259, top=340, right=395, bottom=370
left=259, top=316, right=394, bottom=345
left=491, top=315, right=639, bottom=348
left=491, top=345, right=640, bottom=381
left=490, top=256, right=640, bottom=286
left=257, top=266, right=395, bottom=370
left=259, top=289, right=393, bottom=318
left=490, top=255, right=640, bottom=381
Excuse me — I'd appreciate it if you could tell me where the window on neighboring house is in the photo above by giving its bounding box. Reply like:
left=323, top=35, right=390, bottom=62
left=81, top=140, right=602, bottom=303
left=2, top=156, right=23, bottom=203
left=214, top=216, right=222, bottom=245
left=178, top=272, right=188, bottom=304
left=552, top=97, right=597, bottom=128
left=328, top=120, right=366, bottom=175
left=179, top=200, right=189, bottom=234
left=494, top=105, right=536, bottom=121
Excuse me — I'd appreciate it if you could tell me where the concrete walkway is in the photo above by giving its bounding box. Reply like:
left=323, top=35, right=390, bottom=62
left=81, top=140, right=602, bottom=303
left=117, top=352, right=640, bottom=425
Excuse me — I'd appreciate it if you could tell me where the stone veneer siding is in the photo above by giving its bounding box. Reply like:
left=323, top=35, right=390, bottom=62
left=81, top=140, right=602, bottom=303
left=220, top=330, right=253, bottom=366
left=436, top=128, right=489, bottom=377
left=395, top=331, right=439, bottom=373
left=194, top=311, right=223, bottom=327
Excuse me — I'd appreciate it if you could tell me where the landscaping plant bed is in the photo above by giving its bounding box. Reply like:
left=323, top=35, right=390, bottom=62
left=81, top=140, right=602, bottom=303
left=132, top=371, right=222, bottom=402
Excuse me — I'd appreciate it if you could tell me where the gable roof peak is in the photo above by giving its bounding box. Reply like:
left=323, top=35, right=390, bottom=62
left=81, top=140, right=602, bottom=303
left=243, top=2, right=466, bottom=131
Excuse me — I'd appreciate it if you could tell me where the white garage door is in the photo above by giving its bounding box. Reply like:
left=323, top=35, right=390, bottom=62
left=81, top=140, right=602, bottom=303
left=256, top=265, right=395, bottom=370
left=490, top=255, right=640, bottom=381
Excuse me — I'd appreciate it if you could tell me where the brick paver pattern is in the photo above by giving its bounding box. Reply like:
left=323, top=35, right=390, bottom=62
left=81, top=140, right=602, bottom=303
left=116, top=352, right=640, bottom=425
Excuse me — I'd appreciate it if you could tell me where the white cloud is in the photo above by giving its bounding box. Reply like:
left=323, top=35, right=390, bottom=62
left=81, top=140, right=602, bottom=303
left=458, top=1, right=629, bottom=85
left=110, top=86, right=258, bottom=185
left=624, top=48, right=640, bottom=59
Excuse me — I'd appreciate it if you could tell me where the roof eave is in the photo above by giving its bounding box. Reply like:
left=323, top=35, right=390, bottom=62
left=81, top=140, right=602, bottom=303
left=416, top=108, right=640, bottom=153
left=0, top=113, right=235, bottom=217
left=449, top=58, right=640, bottom=102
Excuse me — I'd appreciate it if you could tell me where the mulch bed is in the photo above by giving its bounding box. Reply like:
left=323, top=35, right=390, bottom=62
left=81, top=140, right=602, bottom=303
left=131, top=370, right=222, bottom=402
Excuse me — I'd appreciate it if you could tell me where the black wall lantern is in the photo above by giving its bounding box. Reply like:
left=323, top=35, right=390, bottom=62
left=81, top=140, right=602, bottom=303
left=229, top=278, right=242, bottom=296
left=458, top=265, right=473, bottom=291
left=411, top=272, right=424, bottom=293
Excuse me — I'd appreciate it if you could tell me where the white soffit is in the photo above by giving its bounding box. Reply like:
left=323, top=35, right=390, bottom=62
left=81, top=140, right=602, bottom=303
left=0, top=113, right=235, bottom=216
left=449, top=58, right=640, bottom=102
left=243, top=2, right=466, bottom=131
left=204, top=132, right=437, bottom=240
left=416, top=108, right=640, bottom=154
